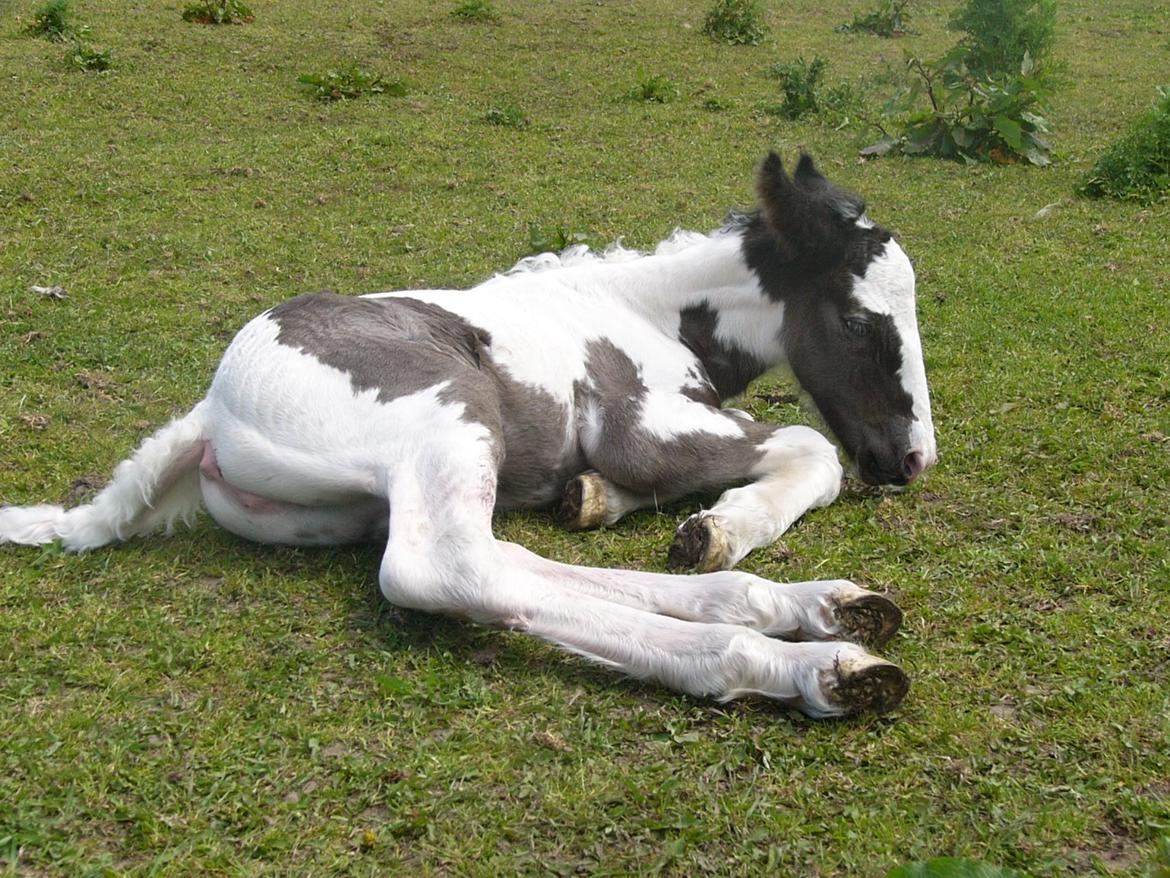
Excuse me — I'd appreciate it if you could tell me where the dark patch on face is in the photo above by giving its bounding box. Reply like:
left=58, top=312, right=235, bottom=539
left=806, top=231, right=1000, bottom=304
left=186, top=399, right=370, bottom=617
left=678, top=302, right=769, bottom=401
left=737, top=152, right=919, bottom=485
left=269, top=292, right=580, bottom=510
left=574, top=339, right=770, bottom=496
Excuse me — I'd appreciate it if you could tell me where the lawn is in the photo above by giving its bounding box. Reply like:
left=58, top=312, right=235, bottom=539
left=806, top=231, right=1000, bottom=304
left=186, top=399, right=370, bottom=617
left=1, top=0, right=1168, bottom=875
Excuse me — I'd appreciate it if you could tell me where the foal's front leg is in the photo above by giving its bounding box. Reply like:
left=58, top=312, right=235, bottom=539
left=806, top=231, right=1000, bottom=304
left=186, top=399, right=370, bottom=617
left=669, top=423, right=843, bottom=571
left=572, top=389, right=844, bottom=571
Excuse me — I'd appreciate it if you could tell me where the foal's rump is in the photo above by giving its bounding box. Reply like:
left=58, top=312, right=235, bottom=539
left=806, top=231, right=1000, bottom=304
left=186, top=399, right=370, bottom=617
left=195, top=294, right=510, bottom=544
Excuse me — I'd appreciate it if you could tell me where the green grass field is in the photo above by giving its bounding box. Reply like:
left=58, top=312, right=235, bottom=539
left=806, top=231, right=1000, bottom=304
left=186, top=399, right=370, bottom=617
left=2, top=0, right=1168, bottom=875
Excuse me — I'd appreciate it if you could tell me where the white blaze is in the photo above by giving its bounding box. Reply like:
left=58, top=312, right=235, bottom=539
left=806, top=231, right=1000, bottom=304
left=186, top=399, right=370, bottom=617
left=849, top=236, right=938, bottom=468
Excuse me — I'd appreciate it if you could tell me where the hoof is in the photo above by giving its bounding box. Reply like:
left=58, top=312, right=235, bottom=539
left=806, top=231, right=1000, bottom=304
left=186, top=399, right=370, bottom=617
left=826, top=655, right=909, bottom=716
left=558, top=472, right=607, bottom=531
left=667, top=514, right=731, bottom=572
left=834, top=592, right=903, bottom=651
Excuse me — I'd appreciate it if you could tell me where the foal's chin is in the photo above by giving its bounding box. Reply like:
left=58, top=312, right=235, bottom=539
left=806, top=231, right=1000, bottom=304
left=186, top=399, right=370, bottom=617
left=851, top=461, right=920, bottom=491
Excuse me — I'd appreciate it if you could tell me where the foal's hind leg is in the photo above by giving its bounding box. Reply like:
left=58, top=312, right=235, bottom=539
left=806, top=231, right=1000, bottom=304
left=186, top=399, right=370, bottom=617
left=559, top=470, right=654, bottom=530
left=377, top=440, right=906, bottom=718
left=498, top=543, right=903, bottom=651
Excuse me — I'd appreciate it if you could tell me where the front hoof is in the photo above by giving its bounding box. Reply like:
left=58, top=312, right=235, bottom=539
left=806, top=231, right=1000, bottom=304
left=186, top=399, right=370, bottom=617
left=834, top=592, right=903, bottom=650
left=558, top=472, right=607, bottom=531
left=827, top=655, right=909, bottom=716
left=667, top=514, right=731, bottom=572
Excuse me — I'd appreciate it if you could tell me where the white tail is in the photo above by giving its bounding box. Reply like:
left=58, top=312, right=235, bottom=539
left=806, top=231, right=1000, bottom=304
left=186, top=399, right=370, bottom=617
left=0, top=402, right=210, bottom=552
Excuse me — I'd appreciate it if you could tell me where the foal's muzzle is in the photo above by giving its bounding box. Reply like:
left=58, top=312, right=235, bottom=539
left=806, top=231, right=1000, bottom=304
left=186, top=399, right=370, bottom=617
left=858, top=444, right=927, bottom=487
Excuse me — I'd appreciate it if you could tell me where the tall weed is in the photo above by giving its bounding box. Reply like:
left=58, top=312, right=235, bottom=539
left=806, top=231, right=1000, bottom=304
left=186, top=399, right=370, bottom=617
left=1079, top=86, right=1170, bottom=203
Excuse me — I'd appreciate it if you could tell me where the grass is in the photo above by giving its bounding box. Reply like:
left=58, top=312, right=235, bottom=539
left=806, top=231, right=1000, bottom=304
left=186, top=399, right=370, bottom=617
left=1, top=0, right=1169, bottom=875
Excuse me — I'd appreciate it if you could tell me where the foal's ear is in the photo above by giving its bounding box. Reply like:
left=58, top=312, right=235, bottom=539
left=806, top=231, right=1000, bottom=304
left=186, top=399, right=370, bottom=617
left=793, top=152, right=825, bottom=185
left=756, top=151, right=865, bottom=265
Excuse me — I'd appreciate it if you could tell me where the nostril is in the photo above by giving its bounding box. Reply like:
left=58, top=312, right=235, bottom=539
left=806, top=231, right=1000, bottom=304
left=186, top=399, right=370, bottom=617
left=902, top=450, right=925, bottom=482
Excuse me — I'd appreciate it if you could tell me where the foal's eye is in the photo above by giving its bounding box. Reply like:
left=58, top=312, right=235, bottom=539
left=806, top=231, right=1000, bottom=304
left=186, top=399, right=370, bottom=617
left=844, top=317, right=871, bottom=338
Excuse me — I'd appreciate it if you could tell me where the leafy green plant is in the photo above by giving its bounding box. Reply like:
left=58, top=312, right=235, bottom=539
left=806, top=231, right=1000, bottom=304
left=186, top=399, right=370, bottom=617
left=483, top=105, right=529, bottom=128
left=702, top=0, right=766, bottom=46
left=949, top=0, right=1056, bottom=76
left=452, top=0, right=499, bottom=21
left=623, top=70, right=678, bottom=103
left=867, top=54, right=1053, bottom=164
left=526, top=225, right=596, bottom=255
left=702, top=95, right=733, bottom=111
left=181, top=0, right=254, bottom=25
left=1078, top=86, right=1170, bottom=203
left=26, top=0, right=75, bottom=40
left=761, top=58, right=862, bottom=126
left=765, top=56, right=828, bottom=119
left=67, top=42, right=112, bottom=72
left=821, top=82, right=865, bottom=125
left=864, top=0, right=1058, bottom=165
left=836, top=0, right=916, bottom=37
left=297, top=67, right=406, bottom=101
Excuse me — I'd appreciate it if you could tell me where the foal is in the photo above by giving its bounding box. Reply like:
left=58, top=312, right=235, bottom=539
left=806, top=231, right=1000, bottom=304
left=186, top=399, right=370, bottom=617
left=1, top=153, right=936, bottom=718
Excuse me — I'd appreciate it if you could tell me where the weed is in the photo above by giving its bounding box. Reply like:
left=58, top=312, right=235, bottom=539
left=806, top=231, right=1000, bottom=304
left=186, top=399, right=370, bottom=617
left=483, top=105, right=529, bottom=129
left=867, top=53, right=1054, bottom=165
left=623, top=70, right=678, bottom=103
left=702, top=0, right=766, bottom=46
left=452, top=0, right=499, bottom=21
left=25, top=0, right=74, bottom=41
left=1078, top=86, right=1170, bottom=203
left=821, top=82, right=865, bottom=124
left=526, top=225, right=596, bottom=256
left=67, top=42, right=112, bottom=72
left=181, top=0, right=254, bottom=25
left=865, top=0, right=1058, bottom=165
left=701, top=96, right=733, bottom=111
left=766, top=56, right=828, bottom=119
left=762, top=59, right=862, bottom=126
left=949, top=0, right=1057, bottom=77
left=297, top=67, right=406, bottom=101
left=836, top=0, right=916, bottom=37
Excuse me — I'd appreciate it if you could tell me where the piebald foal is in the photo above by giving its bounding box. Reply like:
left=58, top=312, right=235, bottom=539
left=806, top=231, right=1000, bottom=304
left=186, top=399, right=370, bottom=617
left=1, top=153, right=936, bottom=717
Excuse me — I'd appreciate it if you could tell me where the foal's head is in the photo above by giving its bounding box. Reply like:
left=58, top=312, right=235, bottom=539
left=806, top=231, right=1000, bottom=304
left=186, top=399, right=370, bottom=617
left=744, top=152, right=937, bottom=486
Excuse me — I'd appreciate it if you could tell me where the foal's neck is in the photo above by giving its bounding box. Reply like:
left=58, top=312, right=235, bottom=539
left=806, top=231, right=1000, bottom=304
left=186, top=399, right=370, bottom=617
left=599, top=231, right=788, bottom=385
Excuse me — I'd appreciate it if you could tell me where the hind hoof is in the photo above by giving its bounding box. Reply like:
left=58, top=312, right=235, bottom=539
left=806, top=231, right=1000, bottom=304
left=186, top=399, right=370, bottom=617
left=834, top=592, right=903, bottom=651
left=559, top=471, right=607, bottom=531
left=826, top=655, right=909, bottom=716
left=667, top=514, right=731, bottom=572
